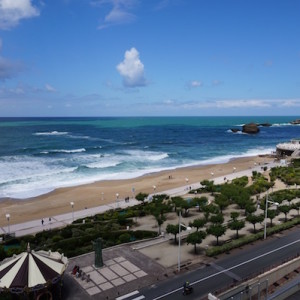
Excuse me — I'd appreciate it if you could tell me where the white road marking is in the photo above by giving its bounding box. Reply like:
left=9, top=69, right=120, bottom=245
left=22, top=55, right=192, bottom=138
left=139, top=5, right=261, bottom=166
left=116, top=290, right=139, bottom=300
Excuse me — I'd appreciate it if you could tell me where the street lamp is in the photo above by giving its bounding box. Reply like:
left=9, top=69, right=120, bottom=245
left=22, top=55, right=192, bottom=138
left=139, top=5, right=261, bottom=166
left=178, top=210, right=192, bottom=272
left=116, top=193, right=119, bottom=208
left=264, top=192, right=279, bottom=240
left=70, top=202, right=74, bottom=222
left=5, top=213, right=10, bottom=235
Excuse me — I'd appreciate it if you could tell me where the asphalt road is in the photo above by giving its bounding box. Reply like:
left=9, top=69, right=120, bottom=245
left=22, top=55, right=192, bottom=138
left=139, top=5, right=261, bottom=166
left=138, top=225, right=300, bottom=300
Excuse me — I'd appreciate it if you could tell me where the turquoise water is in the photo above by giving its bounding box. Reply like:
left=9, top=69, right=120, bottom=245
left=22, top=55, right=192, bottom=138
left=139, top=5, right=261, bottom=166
left=0, top=116, right=298, bottom=199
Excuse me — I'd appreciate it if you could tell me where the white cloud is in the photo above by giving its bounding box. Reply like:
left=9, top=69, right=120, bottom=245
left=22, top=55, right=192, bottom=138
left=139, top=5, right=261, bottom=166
left=212, top=79, right=223, bottom=86
left=116, top=47, right=146, bottom=87
left=188, top=80, right=203, bottom=88
left=0, top=0, right=39, bottom=30
left=214, top=99, right=271, bottom=108
left=280, top=99, right=300, bottom=107
left=45, top=83, right=56, bottom=92
left=92, top=0, right=137, bottom=29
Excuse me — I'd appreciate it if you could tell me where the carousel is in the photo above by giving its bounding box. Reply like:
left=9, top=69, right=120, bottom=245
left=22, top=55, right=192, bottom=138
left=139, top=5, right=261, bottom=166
left=0, top=244, right=68, bottom=299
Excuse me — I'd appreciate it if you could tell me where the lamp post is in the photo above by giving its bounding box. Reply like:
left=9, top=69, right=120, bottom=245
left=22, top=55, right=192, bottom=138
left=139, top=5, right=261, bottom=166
left=178, top=211, right=192, bottom=272
left=116, top=193, right=119, bottom=208
left=70, top=202, right=74, bottom=222
left=264, top=192, right=279, bottom=240
left=5, top=213, right=10, bottom=235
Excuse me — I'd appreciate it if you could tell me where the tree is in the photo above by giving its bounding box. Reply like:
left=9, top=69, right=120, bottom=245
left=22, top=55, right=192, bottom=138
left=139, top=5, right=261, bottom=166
left=230, top=211, right=239, bottom=220
left=228, top=219, right=245, bottom=239
left=215, top=194, right=230, bottom=212
left=135, top=192, right=149, bottom=204
left=166, top=224, right=180, bottom=244
left=186, top=231, right=207, bottom=254
left=246, top=214, right=264, bottom=233
left=245, top=203, right=256, bottom=215
left=210, top=213, right=224, bottom=224
left=189, top=218, right=206, bottom=231
left=207, top=224, right=226, bottom=245
left=278, top=205, right=291, bottom=222
left=267, top=209, right=278, bottom=226
left=154, top=210, right=166, bottom=235
left=203, top=203, right=220, bottom=222
left=171, top=196, right=187, bottom=215
left=191, top=196, right=208, bottom=212
left=292, top=202, right=300, bottom=216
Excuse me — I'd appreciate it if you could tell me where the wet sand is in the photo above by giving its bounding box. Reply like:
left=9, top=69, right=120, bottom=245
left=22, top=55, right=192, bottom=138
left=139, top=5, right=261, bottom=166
left=0, top=155, right=273, bottom=226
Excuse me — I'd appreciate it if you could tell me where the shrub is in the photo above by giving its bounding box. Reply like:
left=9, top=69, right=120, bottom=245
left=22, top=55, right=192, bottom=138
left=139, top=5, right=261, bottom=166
left=119, top=233, right=131, bottom=243
left=52, top=235, right=63, bottom=243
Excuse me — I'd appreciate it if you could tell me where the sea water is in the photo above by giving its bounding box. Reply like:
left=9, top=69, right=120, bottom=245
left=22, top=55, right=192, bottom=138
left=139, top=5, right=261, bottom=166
left=0, top=116, right=299, bottom=199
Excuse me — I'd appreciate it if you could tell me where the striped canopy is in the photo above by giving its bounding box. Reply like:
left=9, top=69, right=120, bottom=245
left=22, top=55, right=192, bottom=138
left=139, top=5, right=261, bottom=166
left=0, top=245, right=68, bottom=293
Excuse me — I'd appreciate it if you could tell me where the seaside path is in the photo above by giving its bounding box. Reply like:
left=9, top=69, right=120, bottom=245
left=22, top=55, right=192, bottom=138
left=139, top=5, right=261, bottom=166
left=0, top=160, right=282, bottom=238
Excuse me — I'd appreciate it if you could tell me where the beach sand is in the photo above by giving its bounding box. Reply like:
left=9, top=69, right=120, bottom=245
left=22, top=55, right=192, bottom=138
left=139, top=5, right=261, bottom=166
left=0, top=155, right=274, bottom=226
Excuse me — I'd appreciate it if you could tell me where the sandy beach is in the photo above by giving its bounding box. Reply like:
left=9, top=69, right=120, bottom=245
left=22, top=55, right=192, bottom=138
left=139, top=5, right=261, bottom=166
left=0, top=155, right=274, bottom=227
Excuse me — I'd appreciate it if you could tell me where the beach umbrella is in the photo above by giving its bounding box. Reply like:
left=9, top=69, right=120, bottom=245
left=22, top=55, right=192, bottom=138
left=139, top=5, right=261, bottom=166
left=0, top=244, right=68, bottom=294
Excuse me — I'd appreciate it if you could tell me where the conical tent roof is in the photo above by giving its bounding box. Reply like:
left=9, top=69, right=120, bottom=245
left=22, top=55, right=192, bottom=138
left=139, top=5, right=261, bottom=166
left=0, top=245, right=68, bottom=292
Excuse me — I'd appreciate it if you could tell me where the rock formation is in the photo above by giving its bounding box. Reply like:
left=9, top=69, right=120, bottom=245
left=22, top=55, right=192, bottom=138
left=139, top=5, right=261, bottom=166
left=290, top=119, right=300, bottom=125
left=242, top=123, right=260, bottom=134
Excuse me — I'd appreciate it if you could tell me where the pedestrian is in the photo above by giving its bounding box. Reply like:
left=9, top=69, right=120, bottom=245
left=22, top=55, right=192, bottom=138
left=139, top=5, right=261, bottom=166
left=41, top=219, right=44, bottom=225
left=49, top=217, right=51, bottom=222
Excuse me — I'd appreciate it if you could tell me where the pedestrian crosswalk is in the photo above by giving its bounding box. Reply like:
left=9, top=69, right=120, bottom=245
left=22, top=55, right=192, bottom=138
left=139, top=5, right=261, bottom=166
left=116, top=290, right=145, bottom=300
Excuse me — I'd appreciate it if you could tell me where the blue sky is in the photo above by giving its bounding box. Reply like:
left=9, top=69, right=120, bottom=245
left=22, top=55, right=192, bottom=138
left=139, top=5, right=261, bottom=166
left=0, top=0, right=299, bottom=117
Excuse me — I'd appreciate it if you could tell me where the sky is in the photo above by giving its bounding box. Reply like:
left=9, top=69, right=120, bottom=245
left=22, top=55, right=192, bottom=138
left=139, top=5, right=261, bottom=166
left=0, top=0, right=299, bottom=117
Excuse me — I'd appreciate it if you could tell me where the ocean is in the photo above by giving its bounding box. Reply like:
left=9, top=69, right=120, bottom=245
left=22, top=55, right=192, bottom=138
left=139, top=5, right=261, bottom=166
left=0, top=116, right=299, bottom=199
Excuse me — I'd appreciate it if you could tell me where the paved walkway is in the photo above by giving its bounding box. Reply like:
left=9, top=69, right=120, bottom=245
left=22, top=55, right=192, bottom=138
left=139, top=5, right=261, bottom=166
left=0, top=161, right=282, bottom=238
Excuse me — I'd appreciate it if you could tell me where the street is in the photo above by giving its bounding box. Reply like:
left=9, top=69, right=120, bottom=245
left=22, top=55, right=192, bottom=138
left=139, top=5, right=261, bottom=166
left=136, top=226, right=300, bottom=300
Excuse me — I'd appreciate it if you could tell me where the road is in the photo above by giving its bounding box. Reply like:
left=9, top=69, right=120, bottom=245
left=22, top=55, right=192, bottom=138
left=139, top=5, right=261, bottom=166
left=134, top=226, right=300, bottom=300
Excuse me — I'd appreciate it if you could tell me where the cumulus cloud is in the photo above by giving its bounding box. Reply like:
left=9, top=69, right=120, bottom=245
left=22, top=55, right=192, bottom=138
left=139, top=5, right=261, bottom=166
left=92, top=0, right=137, bottom=29
left=116, top=47, right=146, bottom=87
left=0, top=0, right=40, bottom=30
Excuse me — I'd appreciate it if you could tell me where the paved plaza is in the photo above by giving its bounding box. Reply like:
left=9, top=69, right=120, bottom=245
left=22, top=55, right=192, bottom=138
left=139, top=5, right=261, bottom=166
left=73, top=256, right=147, bottom=297
left=65, top=243, right=168, bottom=300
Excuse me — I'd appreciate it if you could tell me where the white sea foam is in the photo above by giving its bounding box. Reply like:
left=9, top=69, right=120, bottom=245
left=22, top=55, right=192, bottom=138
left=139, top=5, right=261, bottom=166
left=123, top=150, right=169, bottom=161
left=85, top=160, right=121, bottom=169
left=0, top=146, right=275, bottom=200
left=272, top=123, right=299, bottom=127
left=42, top=148, right=86, bottom=154
left=34, top=131, right=68, bottom=136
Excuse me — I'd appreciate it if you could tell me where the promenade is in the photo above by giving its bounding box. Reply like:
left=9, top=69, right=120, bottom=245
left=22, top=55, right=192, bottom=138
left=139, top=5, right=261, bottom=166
left=0, top=160, right=281, bottom=238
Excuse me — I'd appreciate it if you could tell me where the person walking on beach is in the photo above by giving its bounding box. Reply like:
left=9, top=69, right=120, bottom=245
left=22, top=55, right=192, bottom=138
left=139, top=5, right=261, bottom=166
left=41, top=219, right=44, bottom=226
